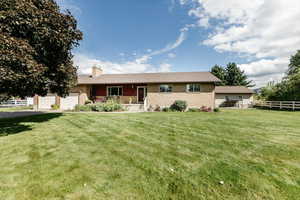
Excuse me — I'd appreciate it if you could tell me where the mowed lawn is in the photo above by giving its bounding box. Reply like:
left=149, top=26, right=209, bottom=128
left=0, top=110, right=299, bottom=200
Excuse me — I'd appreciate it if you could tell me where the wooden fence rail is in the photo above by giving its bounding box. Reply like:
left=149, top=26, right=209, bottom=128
left=255, top=101, right=300, bottom=110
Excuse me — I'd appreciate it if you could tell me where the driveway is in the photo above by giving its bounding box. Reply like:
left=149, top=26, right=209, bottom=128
left=0, top=111, right=46, bottom=119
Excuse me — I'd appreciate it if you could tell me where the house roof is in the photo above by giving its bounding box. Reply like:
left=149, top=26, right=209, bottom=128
left=78, top=72, right=221, bottom=84
left=215, top=86, right=255, bottom=94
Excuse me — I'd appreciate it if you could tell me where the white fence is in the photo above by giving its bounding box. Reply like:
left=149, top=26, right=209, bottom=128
left=255, top=101, right=300, bottom=110
left=0, top=98, right=33, bottom=107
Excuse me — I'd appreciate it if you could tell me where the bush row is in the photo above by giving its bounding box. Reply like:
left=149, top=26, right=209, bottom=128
left=74, top=100, right=123, bottom=112
left=156, top=100, right=220, bottom=112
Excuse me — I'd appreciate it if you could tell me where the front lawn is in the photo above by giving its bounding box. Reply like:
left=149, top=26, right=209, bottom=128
left=0, top=110, right=299, bottom=200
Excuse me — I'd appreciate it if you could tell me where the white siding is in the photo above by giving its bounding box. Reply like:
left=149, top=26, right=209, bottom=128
left=38, top=95, right=56, bottom=109
left=60, top=94, right=79, bottom=110
left=215, top=94, right=253, bottom=108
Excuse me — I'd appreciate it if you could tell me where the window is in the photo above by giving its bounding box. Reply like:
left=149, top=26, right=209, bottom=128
left=239, top=96, right=243, bottom=100
left=107, top=86, right=123, bottom=96
left=186, top=84, right=201, bottom=92
left=159, top=85, right=172, bottom=92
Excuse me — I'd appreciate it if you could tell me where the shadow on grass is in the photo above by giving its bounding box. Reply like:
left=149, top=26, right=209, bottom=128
left=254, top=106, right=299, bottom=112
left=0, top=113, right=62, bottom=137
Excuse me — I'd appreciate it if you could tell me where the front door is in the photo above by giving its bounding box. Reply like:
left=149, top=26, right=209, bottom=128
left=138, top=87, right=145, bottom=103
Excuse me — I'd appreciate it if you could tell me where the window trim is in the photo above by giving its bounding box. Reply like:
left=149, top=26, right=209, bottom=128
left=159, top=84, right=173, bottom=93
left=186, top=84, right=201, bottom=93
left=107, top=86, right=123, bottom=96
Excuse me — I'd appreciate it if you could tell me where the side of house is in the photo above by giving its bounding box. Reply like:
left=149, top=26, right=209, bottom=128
left=215, top=86, right=255, bottom=108
left=34, top=67, right=220, bottom=110
left=147, top=83, right=215, bottom=109
left=34, top=67, right=255, bottom=111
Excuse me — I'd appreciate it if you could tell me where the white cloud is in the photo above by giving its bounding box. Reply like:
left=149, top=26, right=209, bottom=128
left=120, top=28, right=188, bottom=66
left=73, top=29, right=189, bottom=75
left=147, top=30, right=187, bottom=58
left=239, top=57, right=289, bottom=87
left=239, top=57, right=289, bottom=78
left=181, top=0, right=300, bottom=87
left=168, top=53, right=176, bottom=58
left=73, top=53, right=161, bottom=74
left=248, top=73, right=284, bottom=88
left=159, top=63, right=172, bottom=72
left=179, top=0, right=189, bottom=5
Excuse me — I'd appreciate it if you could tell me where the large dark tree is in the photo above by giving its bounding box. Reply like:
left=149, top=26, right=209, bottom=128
left=0, top=0, right=82, bottom=99
left=211, top=63, right=254, bottom=87
left=287, top=50, right=300, bottom=76
left=225, top=63, right=254, bottom=87
left=211, top=65, right=226, bottom=86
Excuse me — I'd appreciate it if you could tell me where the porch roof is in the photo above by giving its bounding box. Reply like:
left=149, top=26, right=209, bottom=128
left=78, top=72, right=220, bottom=85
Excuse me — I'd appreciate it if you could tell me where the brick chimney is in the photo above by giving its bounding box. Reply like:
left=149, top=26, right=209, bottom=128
left=92, top=66, right=103, bottom=77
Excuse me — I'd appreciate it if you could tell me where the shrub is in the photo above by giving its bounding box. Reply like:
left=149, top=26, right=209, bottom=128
left=200, top=106, right=212, bottom=112
left=89, top=100, right=123, bottom=112
left=102, top=100, right=122, bottom=112
left=213, top=108, right=220, bottom=112
left=51, top=104, right=59, bottom=110
left=188, top=108, right=200, bottom=112
left=154, top=105, right=161, bottom=112
left=74, top=104, right=92, bottom=112
left=91, top=103, right=104, bottom=112
left=84, top=99, right=92, bottom=105
left=74, top=101, right=123, bottom=112
left=162, top=107, right=172, bottom=112
left=170, top=100, right=187, bottom=112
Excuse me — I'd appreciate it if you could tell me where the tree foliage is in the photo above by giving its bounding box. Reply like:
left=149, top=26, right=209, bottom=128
left=287, top=50, right=300, bottom=76
left=260, top=51, right=300, bottom=101
left=211, top=65, right=226, bottom=86
left=0, top=0, right=82, bottom=98
left=211, top=63, right=254, bottom=87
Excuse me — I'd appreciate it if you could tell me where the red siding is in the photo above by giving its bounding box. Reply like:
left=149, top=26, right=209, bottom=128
left=123, top=85, right=137, bottom=96
left=94, top=85, right=106, bottom=96
left=93, top=84, right=146, bottom=96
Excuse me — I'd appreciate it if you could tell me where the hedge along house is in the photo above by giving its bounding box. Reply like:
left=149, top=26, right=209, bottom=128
left=34, top=67, right=221, bottom=110
left=215, top=86, right=255, bottom=108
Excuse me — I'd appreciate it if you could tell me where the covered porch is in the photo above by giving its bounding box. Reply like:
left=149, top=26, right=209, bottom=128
left=90, top=84, right=148, bottom=104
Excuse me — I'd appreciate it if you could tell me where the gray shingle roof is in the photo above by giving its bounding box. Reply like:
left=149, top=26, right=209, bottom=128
left=215, top=86, right=255, bottom=94
left=78, top=72, right=221, bottom=84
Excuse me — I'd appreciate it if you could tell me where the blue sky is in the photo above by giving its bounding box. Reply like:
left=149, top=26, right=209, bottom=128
left=57, top=0, right=300, bottom=87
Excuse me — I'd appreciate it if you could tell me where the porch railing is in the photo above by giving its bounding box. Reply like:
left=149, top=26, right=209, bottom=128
left=144, top=96, right=148, bottom=111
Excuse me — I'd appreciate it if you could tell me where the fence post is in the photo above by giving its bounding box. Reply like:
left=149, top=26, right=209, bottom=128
left=293, top=101, right=295, bottom=111
left=280, top=101, right=282, bottom=109
left=269, top=101, right=272, bottom=109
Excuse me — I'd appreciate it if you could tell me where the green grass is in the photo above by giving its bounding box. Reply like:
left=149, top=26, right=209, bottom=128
left=0, top=105, right=33, bottom=112
left=0, top=109, right=299, bottom=200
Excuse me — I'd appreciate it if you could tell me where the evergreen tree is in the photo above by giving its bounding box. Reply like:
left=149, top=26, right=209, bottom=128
left=225, top=63, right=254, bottom=87
left=211, top=63, right=254, bottom=87
left=211, top=65, right=226, bottom=85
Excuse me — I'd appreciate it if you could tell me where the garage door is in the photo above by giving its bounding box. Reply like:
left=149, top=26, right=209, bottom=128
left=60, top=93, right=79, bottom=110
left=38, top=95, right=56, bottom=109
